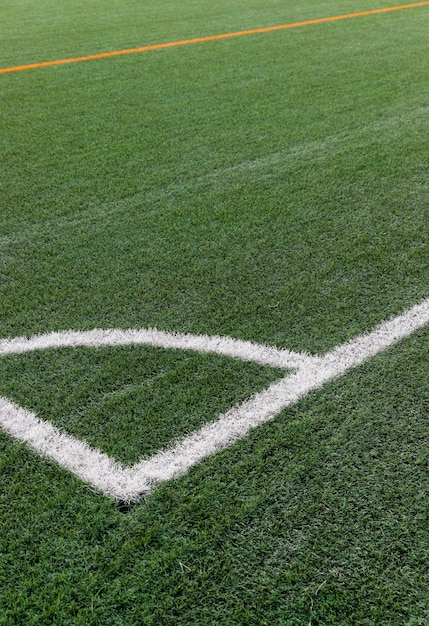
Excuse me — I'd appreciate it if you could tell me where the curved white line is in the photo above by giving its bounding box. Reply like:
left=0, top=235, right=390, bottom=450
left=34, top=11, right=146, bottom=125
left=0, top=328, right=311, bottom=370
left=1, top=297, right=429, bottom=501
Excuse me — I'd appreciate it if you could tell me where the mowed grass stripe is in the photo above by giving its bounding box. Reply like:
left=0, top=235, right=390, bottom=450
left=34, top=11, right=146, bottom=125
left=1, top=1, right=429, bottom=74
left=1, top=0, right=429, bottom=622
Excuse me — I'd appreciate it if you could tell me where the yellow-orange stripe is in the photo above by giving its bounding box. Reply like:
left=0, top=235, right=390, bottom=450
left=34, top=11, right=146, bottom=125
left=1, top=1, right=428, bottom=75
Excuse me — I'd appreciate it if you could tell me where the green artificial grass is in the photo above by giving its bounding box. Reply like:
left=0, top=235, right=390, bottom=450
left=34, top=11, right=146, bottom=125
left=1, top=0, right=429, bottom=623
left=2, top=4, right=428, bottom=350
left=0, top=0, right=400, bottom=69
left=0, top=346, right=283, bottom=464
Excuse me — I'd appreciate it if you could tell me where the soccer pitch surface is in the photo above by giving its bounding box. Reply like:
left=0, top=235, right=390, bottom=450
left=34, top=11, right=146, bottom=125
left=1, top=1, right=429, bottom=623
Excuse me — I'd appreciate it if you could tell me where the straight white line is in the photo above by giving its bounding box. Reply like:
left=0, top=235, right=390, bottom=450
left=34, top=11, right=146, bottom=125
left=131, top=298, right=429, bottom=491
left=1, top=297, right=429, bottom=501
left=0, top=396, right=129, bottom=498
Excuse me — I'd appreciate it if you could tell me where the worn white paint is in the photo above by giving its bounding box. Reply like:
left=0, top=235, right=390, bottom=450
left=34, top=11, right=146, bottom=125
left=1, top=297, right=429, bottom=501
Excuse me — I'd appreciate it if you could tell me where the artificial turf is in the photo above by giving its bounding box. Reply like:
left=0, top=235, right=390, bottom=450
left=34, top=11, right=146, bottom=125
left=1, top=1, right=429, bottom=623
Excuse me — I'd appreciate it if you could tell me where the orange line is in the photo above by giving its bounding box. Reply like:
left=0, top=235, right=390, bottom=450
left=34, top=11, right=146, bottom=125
left=1, top=1, right=429, bottom=75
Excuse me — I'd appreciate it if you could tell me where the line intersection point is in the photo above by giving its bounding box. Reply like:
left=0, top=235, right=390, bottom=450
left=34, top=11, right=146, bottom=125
left=1, top=297, right=429, bottom=501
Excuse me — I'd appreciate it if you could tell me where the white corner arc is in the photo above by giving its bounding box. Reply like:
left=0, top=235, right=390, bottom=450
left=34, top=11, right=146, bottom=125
left=1, top=297, right=429, bottom=502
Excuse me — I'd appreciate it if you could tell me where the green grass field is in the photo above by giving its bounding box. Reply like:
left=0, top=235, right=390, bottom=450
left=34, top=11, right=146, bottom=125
left=1, top=1, right=429, bottom=623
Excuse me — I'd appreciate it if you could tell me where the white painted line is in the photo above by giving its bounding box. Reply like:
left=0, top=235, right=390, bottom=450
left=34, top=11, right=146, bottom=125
left=0, top=396, right=131, bottom=499
left=133, top=298, right=429, bottom=488
left=0, top=328, right=311, bottom=370
left=1, top=297, right=429, bottom=502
